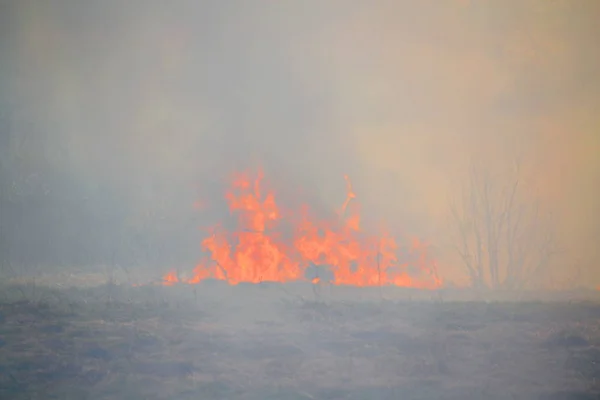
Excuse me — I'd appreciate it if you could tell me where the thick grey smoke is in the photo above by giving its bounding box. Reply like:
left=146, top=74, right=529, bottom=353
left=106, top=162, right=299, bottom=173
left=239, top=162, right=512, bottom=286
left=1, top=1, right=599, bottom=286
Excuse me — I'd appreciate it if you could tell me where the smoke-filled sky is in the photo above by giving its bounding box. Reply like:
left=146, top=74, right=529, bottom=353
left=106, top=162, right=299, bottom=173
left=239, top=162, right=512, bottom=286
left=2, top=0, right=599, bottom=286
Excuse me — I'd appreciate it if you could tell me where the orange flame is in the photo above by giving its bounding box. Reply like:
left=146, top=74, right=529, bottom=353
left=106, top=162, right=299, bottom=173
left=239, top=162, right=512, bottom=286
left=164, top=169, right=442, bottom=289
left=163, top=270, right=179, bottom=286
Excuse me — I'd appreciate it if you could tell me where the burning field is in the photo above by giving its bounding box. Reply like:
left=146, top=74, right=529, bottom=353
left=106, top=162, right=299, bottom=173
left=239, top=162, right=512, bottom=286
left=3, top=1, right=600, bottom=398
left=162, top=169, right=441, bottom=289
left=1, top=169, right=600, bottom=399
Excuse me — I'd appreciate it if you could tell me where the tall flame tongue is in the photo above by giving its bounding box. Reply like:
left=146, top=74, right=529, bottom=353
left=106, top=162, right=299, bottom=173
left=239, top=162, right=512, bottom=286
left=164, top=169, right=442, bottom=289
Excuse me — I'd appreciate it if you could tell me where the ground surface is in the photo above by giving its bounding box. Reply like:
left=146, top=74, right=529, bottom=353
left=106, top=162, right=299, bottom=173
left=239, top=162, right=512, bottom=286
left=1, top=272, right=600, bottom=400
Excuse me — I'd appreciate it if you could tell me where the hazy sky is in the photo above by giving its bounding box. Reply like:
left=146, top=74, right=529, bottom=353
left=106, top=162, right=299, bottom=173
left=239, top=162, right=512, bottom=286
left=4, top=0, right=600, bottom=286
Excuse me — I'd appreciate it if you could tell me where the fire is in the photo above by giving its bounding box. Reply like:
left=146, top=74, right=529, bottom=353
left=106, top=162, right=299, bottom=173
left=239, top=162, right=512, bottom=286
left=163, top=270, right=179, bottom=286
left=164, top=169, right=442, bottom=289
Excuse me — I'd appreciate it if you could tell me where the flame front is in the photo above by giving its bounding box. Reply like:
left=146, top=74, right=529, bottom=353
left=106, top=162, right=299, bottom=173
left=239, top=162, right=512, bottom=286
left=165, top=169, right=442, bottom=289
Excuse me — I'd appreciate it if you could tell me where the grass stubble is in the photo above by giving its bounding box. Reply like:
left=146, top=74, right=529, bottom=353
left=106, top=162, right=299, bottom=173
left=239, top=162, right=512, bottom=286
left=0, top=272, right=599, bottom=400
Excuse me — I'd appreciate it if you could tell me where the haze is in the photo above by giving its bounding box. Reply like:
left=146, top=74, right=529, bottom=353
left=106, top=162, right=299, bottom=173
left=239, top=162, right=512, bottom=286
left=1, top=0, right=599, bottom=287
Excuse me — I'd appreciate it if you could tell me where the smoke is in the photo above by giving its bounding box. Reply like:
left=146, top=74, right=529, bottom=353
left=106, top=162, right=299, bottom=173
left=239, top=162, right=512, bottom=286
left=1, top=1, right=599, bottom=286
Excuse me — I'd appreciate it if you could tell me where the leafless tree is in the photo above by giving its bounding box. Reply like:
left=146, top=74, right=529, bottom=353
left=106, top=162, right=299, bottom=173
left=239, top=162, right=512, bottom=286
left=449, top=160, right=560, bottom=290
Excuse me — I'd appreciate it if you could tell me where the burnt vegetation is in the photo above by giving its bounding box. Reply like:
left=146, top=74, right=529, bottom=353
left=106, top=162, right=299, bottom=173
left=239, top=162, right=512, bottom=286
left=0, top=280, right=599, bottom=400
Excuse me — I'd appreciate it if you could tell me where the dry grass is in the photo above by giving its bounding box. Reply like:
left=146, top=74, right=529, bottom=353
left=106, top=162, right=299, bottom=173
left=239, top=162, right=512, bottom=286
left=0, top=278, right=599, bottom=399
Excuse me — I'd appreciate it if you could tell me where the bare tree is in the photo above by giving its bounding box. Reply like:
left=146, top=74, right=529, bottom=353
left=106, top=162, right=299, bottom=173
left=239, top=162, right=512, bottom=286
left=449, top=160, right=560, bottom=290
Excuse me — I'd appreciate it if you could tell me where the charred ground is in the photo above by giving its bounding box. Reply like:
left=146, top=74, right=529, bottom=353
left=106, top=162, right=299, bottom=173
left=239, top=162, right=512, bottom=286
left=1, top=276, right=599, bottom=400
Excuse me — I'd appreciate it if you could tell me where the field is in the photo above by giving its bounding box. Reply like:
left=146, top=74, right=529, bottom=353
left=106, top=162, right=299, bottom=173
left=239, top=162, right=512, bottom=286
left=1, top=270, right=600, bottom=400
